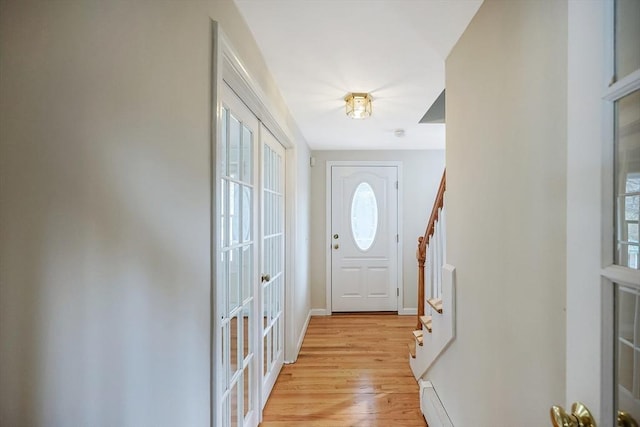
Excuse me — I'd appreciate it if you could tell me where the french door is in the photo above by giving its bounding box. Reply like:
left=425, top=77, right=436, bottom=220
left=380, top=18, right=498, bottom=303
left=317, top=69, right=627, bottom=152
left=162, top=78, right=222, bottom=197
left=217, top=84, right=259, bottom=427
left=601, top=1, right=640, bottom=424
left=216, top=84, right=285, bottom=427
left=260, top=127, right=285, bottom=406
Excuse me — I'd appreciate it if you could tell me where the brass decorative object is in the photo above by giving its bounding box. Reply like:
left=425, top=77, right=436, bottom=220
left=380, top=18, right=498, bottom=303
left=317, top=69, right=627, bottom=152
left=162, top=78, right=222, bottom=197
left=618, top=411, right=638, bottom=427
left=344, top=93, right=372, bottom=119
left=550, top=402, right=596, bottom=427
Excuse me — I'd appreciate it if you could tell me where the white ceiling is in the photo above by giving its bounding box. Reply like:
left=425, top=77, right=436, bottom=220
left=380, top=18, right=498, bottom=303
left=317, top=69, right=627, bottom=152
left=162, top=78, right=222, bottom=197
left=234, top=0, right=482, bottom=150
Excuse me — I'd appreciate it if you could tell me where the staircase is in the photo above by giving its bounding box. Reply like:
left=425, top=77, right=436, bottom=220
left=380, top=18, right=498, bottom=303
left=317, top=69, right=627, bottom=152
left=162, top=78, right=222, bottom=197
left=409, top=170, right=456, bottom=380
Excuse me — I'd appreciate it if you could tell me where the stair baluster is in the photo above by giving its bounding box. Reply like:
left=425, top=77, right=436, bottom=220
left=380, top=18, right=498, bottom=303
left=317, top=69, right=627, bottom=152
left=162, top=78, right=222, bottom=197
left=416, top=170, right=446, bottom=329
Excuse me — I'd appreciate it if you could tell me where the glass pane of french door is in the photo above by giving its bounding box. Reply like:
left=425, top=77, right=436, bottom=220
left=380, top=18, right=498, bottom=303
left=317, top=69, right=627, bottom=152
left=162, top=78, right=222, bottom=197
left=615, top=0, right=640, bottom=81
left=608, top=3, right=640, bottom=424
left=260, top=126, right=285, bottom=406
left=615, top=284, right=640, bottom=422
left=218, top=83, right=258, bottom=427
left=614, top=88, right=640, bottom=423
left=615, top=90, right=640, bottom=269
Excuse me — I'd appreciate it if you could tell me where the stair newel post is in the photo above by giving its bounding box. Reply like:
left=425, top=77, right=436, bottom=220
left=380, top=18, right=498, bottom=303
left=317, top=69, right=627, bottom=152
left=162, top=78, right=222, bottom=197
left=417, top=235, right=426, bottom=330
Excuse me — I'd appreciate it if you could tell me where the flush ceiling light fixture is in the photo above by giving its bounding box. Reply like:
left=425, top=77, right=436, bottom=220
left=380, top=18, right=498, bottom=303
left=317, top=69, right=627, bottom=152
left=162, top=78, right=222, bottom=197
left=344, top=92, right=372, bottom=119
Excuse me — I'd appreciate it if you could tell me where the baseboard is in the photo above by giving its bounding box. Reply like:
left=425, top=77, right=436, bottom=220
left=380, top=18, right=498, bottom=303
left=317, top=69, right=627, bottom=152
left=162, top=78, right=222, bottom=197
left=295, top=310, right=312, bottom=357
left=285, top=309, right=312, bottom=364
left=311, top=308, right=415, bottom=315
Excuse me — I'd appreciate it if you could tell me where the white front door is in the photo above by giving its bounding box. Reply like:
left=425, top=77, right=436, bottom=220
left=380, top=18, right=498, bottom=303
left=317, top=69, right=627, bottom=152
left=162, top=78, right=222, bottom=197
left=330, top=165, right=399, bottom=312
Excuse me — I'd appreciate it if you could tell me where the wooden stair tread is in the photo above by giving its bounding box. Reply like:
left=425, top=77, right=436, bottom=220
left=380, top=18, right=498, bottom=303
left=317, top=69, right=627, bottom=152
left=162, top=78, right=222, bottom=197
left=408, top=341, right=416, bottom=358
left=427, top=298, right=443, bottom=314
left=412, top=330, right=424, bottom=346
left=419, top=315, right=433, bottom=333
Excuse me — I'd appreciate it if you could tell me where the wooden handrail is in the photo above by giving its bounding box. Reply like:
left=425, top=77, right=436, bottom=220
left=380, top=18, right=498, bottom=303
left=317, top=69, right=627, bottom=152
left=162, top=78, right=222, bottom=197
left=416, top=170, right=446, bottom=329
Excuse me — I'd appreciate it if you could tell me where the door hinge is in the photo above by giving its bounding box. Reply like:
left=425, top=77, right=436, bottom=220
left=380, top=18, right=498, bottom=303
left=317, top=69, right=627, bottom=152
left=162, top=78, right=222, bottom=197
left=397, top=288, right=399, bottom=297
left=396, top=234, right=399, bottom=243
left=395, top=181, right=398, bottom=189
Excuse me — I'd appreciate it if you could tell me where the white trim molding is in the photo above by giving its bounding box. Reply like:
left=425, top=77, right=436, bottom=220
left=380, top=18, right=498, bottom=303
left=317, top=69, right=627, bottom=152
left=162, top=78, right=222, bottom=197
left=285, top=309, right=312, bottom=364
left=603, top=68, right=640, bottom=102
left=219, top=31, right=294, bottom=149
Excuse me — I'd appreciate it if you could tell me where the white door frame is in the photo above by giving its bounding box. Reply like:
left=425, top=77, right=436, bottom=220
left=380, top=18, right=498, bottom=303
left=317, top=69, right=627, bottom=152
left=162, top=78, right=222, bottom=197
left=325, top=161, right=403, bottom=314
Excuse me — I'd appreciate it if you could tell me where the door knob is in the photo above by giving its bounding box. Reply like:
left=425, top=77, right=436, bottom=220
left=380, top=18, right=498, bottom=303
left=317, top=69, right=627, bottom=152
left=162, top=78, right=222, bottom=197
left=261, top=274, right=271, bottom=283
left=550, top=402, right=596, bottom=427
left=619, top=411, right=638, bottom=427
left=333, top=244, right=339, bottom=249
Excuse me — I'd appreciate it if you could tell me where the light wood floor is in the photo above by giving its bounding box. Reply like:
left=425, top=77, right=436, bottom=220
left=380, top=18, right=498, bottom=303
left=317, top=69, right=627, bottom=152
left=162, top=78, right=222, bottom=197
left=260, top=313, right=427, bottom=427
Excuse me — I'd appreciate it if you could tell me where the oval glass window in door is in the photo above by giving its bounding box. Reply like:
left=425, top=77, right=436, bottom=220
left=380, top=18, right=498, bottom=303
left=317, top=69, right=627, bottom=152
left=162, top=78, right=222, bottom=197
left=351, top=182, right=378, bottom=251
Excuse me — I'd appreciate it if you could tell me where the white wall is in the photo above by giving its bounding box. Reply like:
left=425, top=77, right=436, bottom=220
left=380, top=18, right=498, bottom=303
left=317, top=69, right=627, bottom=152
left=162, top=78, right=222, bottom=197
left=285, top=143, right=312, bottom=361
left=0, top=1, right=310, bottom=425
left=566, top=1, right=605, bottom=418
left=425, top=1, right=568, bottom=425
left=309, top=150, right=445, bottom=312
